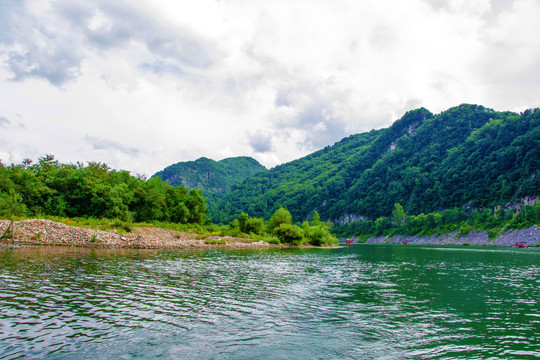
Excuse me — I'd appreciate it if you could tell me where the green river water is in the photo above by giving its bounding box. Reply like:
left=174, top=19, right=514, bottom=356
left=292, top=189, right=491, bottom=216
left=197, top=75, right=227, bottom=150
left=0, top=244, right=538, bottom=359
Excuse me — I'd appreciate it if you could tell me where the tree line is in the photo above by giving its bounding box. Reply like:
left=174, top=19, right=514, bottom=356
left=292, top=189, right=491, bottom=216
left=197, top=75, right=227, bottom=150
left=0, top=155, right=208, bottom=225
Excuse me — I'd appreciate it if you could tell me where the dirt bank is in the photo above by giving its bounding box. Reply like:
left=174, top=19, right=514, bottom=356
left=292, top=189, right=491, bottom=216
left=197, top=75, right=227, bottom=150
left=0, top=219, right=280, bottom=250
left=365, top=225, right=540, bottom=247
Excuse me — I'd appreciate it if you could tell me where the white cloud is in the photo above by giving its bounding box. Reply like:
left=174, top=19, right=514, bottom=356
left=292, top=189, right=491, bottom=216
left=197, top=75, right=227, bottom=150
left=0, top=0, right=539, bottom=175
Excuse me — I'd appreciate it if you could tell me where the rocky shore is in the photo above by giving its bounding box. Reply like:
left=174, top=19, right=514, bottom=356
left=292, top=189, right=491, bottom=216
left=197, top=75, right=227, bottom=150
left=0, top=219, right=280, bottom=250
left=365, top=225, right=540, bottom=247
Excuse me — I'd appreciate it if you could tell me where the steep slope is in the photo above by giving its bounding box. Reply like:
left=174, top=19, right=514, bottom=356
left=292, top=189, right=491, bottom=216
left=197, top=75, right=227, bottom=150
left=211, top=105, right=540, bottom=224
left=153, top=156, right=267, bottom=193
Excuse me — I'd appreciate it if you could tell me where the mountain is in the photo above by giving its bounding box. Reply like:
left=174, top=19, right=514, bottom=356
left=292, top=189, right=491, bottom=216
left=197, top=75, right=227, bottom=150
left=210, top=104, right=540, bottom=224
left=152, top=156, right=267, bottom=202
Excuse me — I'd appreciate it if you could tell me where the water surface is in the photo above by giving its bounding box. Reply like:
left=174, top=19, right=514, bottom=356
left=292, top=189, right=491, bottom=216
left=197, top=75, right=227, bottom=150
left=0, top=245, right=538, bottom=359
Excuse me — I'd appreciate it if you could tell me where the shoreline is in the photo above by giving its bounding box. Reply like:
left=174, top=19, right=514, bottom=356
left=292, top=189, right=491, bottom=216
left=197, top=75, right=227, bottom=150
left=2, top=219, right=538, bottom=250
left=0, top=219, right=282, bottom=250
left=363, top=225, right=540, bottom=247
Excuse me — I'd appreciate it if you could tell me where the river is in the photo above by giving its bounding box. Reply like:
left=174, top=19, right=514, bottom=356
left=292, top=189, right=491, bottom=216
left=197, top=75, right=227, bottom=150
left=0, top=244, right=538, bottom=359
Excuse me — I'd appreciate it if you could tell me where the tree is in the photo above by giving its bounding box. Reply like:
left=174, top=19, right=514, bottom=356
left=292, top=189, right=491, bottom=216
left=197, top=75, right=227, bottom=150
left=0, top=189, right=27, bottom=219
left=0, top=189, right=27, bottom=244
left=275, top=223, right=304, bottom=245
left=311, top=211, right=321, bottom=226
left=238, top=212, right=249, bottom=233
left=269, top=207, right=292, bottom=230
left=392, top=203, right=406, bottom=226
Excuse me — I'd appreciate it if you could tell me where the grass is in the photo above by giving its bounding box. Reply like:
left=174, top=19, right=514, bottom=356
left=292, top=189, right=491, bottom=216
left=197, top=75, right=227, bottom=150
left=204, top=239, right=226, bottom=245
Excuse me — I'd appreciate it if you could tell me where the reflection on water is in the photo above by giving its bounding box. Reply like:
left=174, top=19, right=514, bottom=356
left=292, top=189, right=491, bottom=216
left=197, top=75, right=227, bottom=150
left=0, top=245, right=538, bottom=359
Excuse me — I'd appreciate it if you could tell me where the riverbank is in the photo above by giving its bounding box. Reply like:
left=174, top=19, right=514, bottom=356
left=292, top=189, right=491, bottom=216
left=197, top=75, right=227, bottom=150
left=364, top=225, right=540, bottom=247
left=0, top=219, right=281, bottom=250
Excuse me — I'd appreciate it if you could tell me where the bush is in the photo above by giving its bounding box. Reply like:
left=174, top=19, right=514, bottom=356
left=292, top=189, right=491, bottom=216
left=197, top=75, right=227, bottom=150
left=458, top=223, right=471, bottom=237
left=245, top=217, right=265, bottom=235
left=304, top=225, right=338, bottom=246
left=275, top=223, right=304, bottom=245
left=263, top=236, right=281, bottom=245
left=204, top=239, right=226, bottom=245
left=486, top=227, right=500, bottom=240
left=269, top=207, right=292, bottom=230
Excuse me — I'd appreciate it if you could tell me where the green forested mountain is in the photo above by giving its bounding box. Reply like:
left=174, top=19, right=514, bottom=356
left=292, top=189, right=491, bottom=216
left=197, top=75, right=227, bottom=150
left=153, top=157, right=267, bottom=191
left=152, top=157, right=267, bottom=204
left=210, top=104, right=540, bottom=224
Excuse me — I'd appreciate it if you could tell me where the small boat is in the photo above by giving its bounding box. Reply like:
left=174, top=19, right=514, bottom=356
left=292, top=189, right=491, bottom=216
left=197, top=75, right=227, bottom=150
left=402, top=241, right=409, bottom=245
left=345, top=239, right=356, bottom=244
left=515, top=242, right=528, bottom=248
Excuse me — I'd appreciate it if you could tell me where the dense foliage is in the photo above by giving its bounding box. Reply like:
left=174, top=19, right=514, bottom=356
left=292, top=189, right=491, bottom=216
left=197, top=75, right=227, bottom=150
left=211, top=105, right=540, bottom=227
left=225, top=209, right=338, bottom=246
left=333, top=202, right=540, bottom=241
left=0, top=155, right=209, bottom=224
left=152, top=156, right=267, bottom=205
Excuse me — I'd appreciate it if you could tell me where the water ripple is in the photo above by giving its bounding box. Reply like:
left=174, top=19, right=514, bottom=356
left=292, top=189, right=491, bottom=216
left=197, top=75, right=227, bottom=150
left=0, top=246, right=539, bottom=359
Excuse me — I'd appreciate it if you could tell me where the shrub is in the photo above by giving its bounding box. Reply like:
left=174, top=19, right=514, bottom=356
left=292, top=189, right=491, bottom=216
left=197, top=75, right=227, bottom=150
left=204, top=239, right=226, bottom=245
left=458, top=223, right=471, bottom=237
left=245, top=217, right=265, bottom=235
left=269, top=207, right=292, bottom=230
left=263, top=236, right=281, bottom=245
left=275, top=223, right=304, bottom=245
left=304, top=225, right=338, bottom=246
left=486, top=228, right=500, bottom=240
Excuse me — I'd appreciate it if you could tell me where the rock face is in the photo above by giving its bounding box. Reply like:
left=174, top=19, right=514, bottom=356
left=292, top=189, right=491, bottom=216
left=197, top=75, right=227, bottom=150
left=365, top=226, right=540, bottom=247
left=0, top=219, right=279, bottom=249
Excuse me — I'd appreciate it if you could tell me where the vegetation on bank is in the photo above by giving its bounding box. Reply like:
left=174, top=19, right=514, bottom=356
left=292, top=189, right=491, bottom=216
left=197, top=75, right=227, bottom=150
left=0, top=156, right=336, bottom=246
left=333, top=202, right=540, bottom=240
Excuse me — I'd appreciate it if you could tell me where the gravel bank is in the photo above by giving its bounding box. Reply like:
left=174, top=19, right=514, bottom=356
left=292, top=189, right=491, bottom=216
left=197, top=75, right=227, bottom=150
left=365, top=225, right=540, bottom=247
left=0, top=219, right=280, bottom=250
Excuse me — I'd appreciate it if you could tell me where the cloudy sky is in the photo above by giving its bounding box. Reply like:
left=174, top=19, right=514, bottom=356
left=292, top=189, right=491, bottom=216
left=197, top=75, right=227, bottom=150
left=1, top=0, right=539, bottom=176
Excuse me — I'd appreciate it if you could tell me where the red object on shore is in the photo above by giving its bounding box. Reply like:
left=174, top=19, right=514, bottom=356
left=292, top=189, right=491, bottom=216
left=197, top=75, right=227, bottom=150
left=515, top=242, right=528, bottom=248
left=345, top=239, right=355, bottom=244
left=402, top=241, right=409, bottom=245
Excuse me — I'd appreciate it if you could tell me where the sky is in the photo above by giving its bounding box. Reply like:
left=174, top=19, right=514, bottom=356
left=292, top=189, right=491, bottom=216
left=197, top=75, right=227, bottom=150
left=0, top=0, right=539, bottom=176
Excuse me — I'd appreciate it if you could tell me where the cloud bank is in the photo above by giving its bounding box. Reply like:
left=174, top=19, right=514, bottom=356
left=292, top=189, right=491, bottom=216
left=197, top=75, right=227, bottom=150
left=0, top=0, right=539, bottom=175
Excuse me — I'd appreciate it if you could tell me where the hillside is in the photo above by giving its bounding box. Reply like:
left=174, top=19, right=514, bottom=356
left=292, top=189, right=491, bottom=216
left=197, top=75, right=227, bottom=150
left=210, top=104, right=540, bottom=224
left=152, top=156, right=267, bottom=202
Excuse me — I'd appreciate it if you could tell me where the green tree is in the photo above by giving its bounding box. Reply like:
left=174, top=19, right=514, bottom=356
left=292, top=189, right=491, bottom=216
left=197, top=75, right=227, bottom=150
left=311, top=211, right=321, bottom=226
left=392, top=203, right=406, bottom=226
left=304, top=225, right=338, bottom=246
left=269, top=207, right=292, bottom=230
left=275, top=223, right=304, bottom=245
left=0, top=189, right=27, bottom=218
left=245, top=217, right=265, bottom=235
left=238, top=212, right=249, bottom=233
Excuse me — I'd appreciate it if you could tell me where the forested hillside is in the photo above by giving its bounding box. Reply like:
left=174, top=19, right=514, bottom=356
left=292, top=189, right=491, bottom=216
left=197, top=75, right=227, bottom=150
left=210, top=105, right=540, bottom=225
left=152, top=156, right=267, bottom=204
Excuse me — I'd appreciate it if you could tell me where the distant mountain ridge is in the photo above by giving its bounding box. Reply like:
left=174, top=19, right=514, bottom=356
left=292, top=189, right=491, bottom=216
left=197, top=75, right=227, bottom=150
left=152, top=156, right=267, bottom=197
left=209, top=104, right=539, bottom=224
